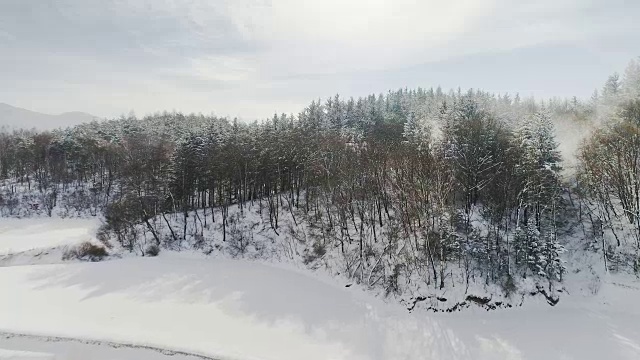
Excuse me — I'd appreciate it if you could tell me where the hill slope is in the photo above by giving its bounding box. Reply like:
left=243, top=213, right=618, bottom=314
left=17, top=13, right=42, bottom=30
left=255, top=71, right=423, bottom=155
left=0, top=103, right=99, bottom=130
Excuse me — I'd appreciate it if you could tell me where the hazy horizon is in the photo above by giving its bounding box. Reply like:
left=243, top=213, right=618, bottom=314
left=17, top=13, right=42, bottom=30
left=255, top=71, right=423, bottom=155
left=1, top=0, right=639, bottom=120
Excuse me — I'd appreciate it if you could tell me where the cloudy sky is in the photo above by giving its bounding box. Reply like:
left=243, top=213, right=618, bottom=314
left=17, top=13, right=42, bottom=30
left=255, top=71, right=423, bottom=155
left=1, top=0, right=638, bottom=120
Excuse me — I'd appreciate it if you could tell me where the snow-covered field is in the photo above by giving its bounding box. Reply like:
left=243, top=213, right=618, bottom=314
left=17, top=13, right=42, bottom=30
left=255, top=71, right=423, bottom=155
left=0, top=218, right=99, bottom=255
left=0, top=219, right=639, bottom=360
left=0, top=334, right=208, bottom=360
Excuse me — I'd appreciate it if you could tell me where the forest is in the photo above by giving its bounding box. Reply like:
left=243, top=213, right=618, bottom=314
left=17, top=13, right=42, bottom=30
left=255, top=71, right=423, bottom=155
left=1, top=58, right=640, bottom=305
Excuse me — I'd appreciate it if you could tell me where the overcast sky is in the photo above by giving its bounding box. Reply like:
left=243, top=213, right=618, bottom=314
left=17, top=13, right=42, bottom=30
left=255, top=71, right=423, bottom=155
left=1, top=0, right=638, bottom=120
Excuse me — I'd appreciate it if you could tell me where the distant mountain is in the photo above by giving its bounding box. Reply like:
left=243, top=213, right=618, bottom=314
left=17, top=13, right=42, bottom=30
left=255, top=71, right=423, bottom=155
left=0, top=103, right=100, bottom=130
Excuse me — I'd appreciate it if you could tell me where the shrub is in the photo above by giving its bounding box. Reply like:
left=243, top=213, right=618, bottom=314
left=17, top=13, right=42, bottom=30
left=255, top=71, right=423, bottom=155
left=385, top=264, right=403, bottom=297
left=103, top=195, right=145, bottom=251
left=303, top=242, right=326, bottom=265
left=501, top=273, right=517, bottom=297
left=63, top=241, right=108, bottom=262
left=227, top=218, right=259, bottom=258
left=588, top=274, right=602, bottom=295
left=145, top=244, right=160, bottom=257
left=313, top=241, right=327, bottom=257
left=96, top=224, right=113, bottom=249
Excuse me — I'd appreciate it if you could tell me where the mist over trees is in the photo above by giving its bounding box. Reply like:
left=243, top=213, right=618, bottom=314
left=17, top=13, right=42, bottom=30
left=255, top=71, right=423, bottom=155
left=1, top=57, right=640, bottom=300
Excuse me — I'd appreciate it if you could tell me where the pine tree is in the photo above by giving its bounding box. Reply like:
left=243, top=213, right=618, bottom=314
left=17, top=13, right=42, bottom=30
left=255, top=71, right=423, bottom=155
left=621, top=57, right=640, bottom=100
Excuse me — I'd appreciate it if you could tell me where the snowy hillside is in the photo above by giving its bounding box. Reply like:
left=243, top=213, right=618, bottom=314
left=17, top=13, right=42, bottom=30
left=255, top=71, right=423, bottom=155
left=0, top=219, right=639, bottom=360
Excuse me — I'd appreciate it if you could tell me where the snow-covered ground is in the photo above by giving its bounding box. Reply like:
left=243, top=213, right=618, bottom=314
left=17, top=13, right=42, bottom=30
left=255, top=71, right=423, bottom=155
left=0, top=218, right=100, bottom=267
left=0, top=219, right=639, bottom=360
left=0, top=347, right=54, bottom=360
left=0, top=218, right=99, bottom=255
left=0, top=334, right=210, bottom=360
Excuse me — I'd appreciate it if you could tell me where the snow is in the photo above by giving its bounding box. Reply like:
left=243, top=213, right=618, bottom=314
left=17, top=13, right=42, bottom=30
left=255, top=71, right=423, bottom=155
left=0, top=218, right=639, bottom=360
left=0, top=218, right=99, bottom=255
left=0, top=334, right=211, bottom=360
left=0, top=348, right=53, bottom=360
left=0, top=256, right=388, bottom=360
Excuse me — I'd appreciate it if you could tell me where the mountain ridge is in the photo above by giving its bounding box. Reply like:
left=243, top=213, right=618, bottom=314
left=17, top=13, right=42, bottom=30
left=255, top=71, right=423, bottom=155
left=0, top=103, right=100, bottom=130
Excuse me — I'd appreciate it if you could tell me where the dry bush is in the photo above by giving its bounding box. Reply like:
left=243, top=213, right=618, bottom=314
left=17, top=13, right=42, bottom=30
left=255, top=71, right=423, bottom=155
left=63, top=241, right=108, bottom=262
left=95, top=224, right=113, bottom=249
left=145, top=244, right=160, bottom=257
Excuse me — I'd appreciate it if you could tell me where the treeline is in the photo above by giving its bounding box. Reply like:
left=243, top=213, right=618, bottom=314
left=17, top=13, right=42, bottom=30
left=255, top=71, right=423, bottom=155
left=1, top=58, right=639, bottom=294
left=578, top=99, right=640, bottom=270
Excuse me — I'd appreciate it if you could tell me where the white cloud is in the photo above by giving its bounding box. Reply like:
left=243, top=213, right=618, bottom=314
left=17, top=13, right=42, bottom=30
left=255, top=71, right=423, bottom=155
left=229, top=0, right=495, bottom=75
